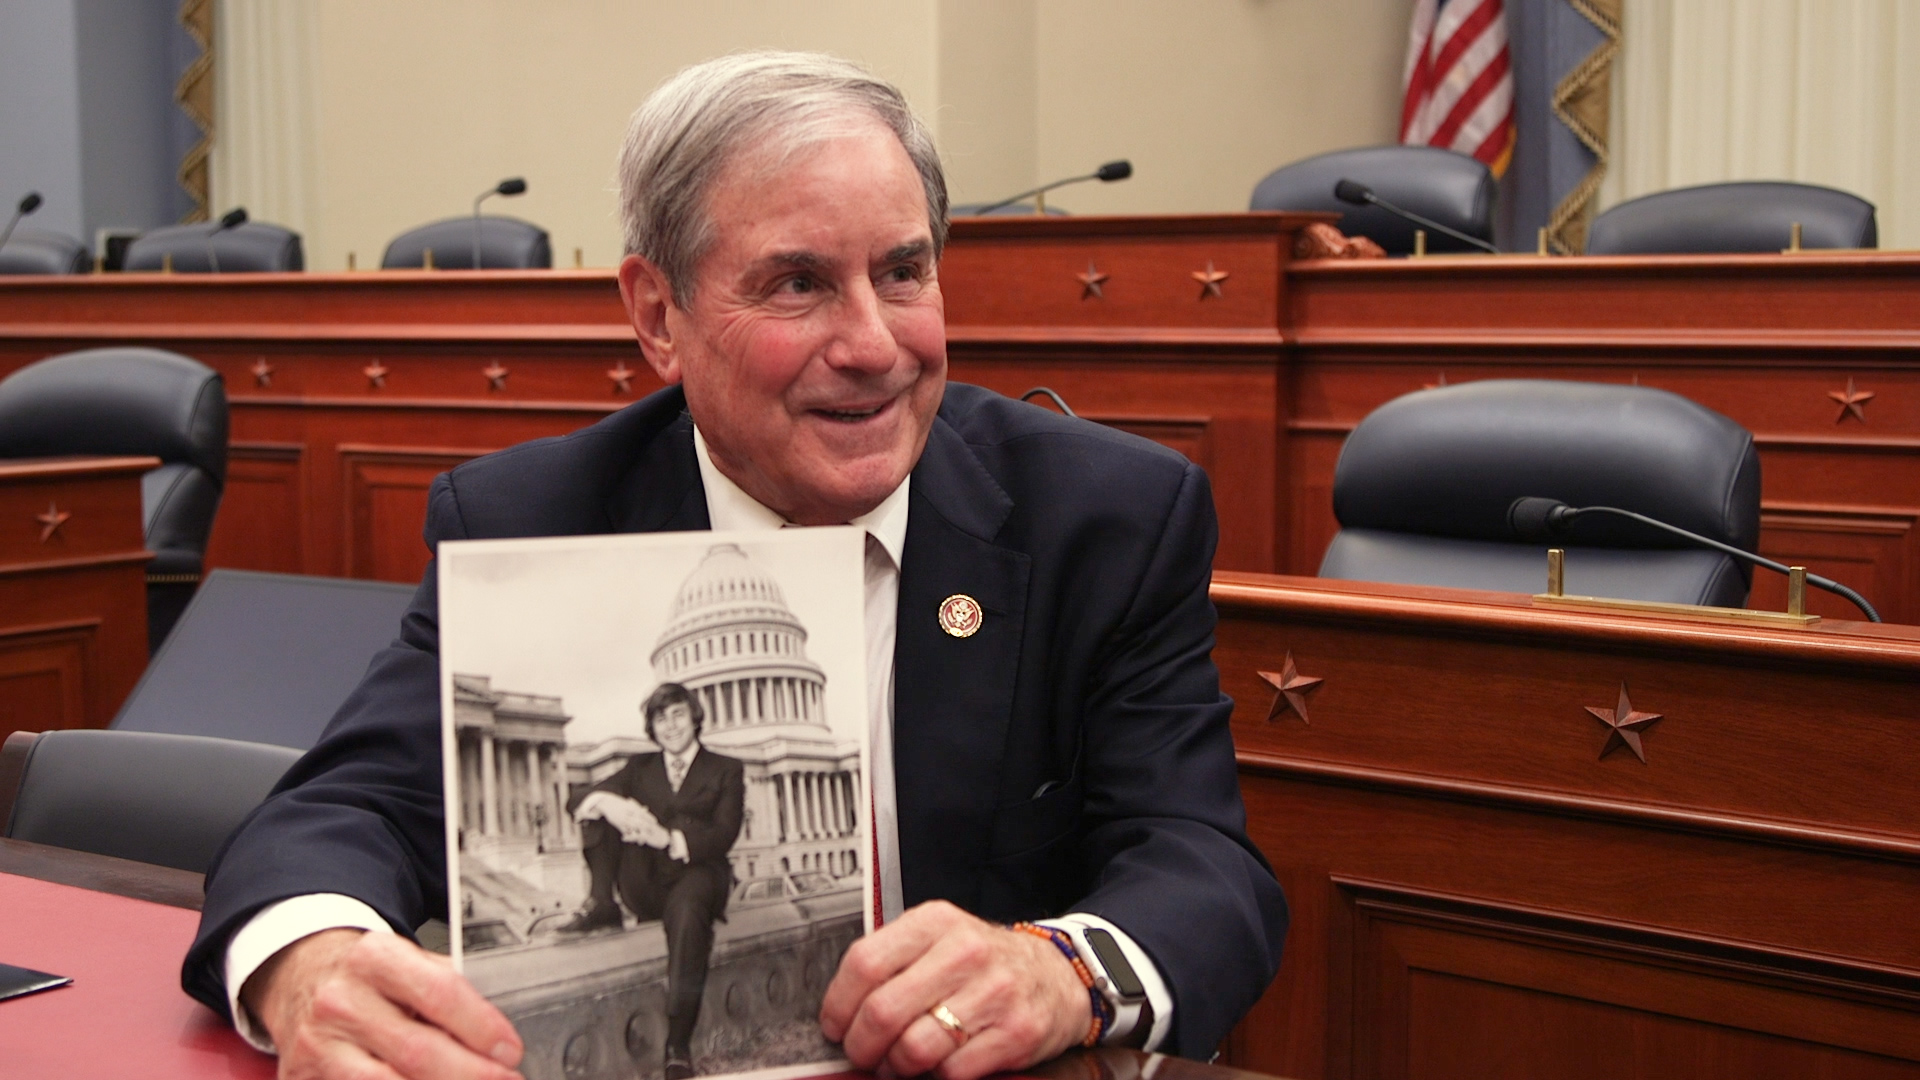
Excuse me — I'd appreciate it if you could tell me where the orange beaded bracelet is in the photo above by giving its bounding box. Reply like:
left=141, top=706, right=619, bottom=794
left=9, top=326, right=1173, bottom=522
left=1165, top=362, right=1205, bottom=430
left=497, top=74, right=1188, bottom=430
left=1011, top=921, right=1112, bottom=1047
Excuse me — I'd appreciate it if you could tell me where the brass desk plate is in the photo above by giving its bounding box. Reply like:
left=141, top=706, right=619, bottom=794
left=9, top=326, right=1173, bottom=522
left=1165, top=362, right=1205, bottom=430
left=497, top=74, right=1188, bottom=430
left=1531, top=591, right=1821, bottom=627
left=1535, top=547, right=1821, bottom=627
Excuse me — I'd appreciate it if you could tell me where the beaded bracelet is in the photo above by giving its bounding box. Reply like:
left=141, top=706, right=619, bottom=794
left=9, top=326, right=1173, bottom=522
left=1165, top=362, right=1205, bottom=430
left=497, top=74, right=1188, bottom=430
left=1011, top=921, right=1113, bottom=1047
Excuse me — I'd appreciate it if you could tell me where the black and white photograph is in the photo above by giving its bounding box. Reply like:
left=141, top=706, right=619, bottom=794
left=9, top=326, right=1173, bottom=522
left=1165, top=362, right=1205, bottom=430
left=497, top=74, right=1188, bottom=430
left=437, top=527, right=869, bottom=1080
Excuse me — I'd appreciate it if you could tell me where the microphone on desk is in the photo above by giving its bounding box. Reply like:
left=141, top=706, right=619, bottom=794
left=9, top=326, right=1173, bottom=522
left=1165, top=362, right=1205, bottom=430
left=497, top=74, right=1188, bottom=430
left=0, top=191, right=44, bottom=253
left=1507, top=496, right=1881, bottom=622
left=971, top=160, right=1132, bottom=216
left=204, top=207, right=248, bottom=273
left=1333, top=178, right=1499, bottom=255
left=472, top=177, right=528, bottom=270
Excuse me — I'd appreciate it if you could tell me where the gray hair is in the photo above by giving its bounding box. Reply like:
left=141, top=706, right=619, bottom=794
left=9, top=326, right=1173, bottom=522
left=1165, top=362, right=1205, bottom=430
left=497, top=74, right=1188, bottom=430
left=618, top=51, right=949, bottom=306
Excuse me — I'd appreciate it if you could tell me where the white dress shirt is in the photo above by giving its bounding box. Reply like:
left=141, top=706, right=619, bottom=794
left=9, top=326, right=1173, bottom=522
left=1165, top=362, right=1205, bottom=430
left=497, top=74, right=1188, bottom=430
left=221, top=423, right=1170, bottom=1052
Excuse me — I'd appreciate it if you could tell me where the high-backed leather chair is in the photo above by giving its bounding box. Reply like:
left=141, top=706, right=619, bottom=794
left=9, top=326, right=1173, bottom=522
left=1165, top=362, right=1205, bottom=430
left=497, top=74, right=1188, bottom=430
left=122, top=221, right=304, bottom=272
left=0, top=227, right=90, bottom=274
left=1250, top=145, right=1495, bottom=255
left=1319, top=379, right=1761, bottom=607
left=0, top=729, right=300, bottom=873
left=381, top=216, right=551, bottom=269
left=114, top=569, right=416, bottom=750
left=0, top=347, right=228, bottom=649
left=1586, top=181, right=1877, bottom=254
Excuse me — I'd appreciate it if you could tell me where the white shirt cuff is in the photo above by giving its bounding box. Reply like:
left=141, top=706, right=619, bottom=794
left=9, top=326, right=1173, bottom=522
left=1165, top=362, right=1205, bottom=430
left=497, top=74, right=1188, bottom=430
left=1039, top=912, right=1174, bottom=1052
left=668, top=828, right=690, bottom=862
left=222, top=893, right=398, bottom=1053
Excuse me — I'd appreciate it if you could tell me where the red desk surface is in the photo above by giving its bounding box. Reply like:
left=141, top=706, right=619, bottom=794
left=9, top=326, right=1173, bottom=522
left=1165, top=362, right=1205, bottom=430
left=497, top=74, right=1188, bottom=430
left=0, top=871, right=274, bottom=1079
left=0, top=856, right=1287, bottom=1080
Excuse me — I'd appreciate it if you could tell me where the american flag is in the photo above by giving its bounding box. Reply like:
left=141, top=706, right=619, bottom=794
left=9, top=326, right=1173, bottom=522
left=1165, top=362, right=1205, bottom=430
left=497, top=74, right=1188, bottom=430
left=1400, top=0, right=1516, bottom=175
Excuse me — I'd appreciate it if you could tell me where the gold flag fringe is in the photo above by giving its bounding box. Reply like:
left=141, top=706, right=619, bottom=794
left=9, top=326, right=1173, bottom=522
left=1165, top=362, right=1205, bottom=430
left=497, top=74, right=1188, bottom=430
left=1547, top=0, right=1621, bottom=254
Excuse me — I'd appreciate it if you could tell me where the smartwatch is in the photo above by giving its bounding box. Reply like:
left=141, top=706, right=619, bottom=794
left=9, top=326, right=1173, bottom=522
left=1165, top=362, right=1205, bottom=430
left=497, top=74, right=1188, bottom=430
left=1059, top=923, right=1155, bottom=1048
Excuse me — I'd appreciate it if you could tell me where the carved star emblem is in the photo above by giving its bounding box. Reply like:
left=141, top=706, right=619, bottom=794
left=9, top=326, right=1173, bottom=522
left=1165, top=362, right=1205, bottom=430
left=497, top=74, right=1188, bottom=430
left=1077, top=263, right=1109, bottom=300
left=482, top=362, right=510, bottom=391
left=36, top=502, right=72, bottom=542
left=1257, top=653, right=1324, bottom=724
left=1191, top=261, right=1229, bottom=299
left=250, top=357, right=274, bottom=388
left=363, top=360, right=389, bottom=389
left=1829, top=378, right=1874, bottom=424
left=607, top=361, right=634, bottom=395
left=1586, top=683, right=1663, bottom=763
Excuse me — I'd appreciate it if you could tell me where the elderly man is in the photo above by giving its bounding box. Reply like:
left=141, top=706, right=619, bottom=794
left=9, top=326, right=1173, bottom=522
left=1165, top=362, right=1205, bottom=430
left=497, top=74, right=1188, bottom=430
left=184, top=51, right=1286, bottom=1080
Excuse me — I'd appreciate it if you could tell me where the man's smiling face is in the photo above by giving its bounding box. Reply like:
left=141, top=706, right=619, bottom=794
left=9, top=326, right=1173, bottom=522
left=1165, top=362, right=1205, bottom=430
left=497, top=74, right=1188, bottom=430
left=651, top=701, right=697, bottom=756
left=619, top=120, right=947, bottom=525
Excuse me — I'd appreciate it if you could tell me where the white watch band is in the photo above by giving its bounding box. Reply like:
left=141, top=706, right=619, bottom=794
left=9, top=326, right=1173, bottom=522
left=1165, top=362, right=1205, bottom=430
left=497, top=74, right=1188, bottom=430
left=1046, top=919, right=1146, bottom=1046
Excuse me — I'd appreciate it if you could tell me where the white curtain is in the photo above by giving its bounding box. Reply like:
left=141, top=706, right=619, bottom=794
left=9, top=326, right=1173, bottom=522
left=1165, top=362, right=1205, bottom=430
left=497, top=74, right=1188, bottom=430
left=1601, top=0, right=1920, bottom=248
left=209, top=0, right=319, bottom=248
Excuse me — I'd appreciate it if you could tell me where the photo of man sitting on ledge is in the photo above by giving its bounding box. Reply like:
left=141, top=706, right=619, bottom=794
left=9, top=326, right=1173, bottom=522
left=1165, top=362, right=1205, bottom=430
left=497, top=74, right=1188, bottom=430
left=562, top=682, right=745, bottom=1080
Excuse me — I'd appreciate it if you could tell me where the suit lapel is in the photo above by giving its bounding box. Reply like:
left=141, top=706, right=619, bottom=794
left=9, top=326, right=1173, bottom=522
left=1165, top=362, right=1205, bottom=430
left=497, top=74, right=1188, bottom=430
left=605, top=403, right=711, bottom=534
left=893, top=417, right=1030, bottom=911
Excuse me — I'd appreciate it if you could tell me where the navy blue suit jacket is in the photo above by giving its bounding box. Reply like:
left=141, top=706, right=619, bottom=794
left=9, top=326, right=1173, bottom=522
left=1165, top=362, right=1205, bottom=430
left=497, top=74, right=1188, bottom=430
left=184, top=383, right=1287, bottom=1056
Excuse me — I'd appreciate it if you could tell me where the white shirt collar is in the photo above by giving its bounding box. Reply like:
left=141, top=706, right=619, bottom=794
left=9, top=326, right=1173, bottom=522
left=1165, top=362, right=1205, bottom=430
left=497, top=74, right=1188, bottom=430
left=664, top=742, right=699, bottom=769
left=692, top=423, right=910, bottom=570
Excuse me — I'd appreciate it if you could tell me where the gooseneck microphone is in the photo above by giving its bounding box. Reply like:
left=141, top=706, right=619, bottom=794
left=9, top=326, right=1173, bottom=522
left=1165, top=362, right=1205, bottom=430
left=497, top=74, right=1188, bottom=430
left=1507, top=496, right=1882, bottom=622
left=205, top=207, right=248, bottom=273
left=972, top=160, right=1132, bottom=216
left=0, top=191, right=44, bottom=253
left=1334, top=178, right=1499, bottom=255
left=473, top=177, right=528, bottom=269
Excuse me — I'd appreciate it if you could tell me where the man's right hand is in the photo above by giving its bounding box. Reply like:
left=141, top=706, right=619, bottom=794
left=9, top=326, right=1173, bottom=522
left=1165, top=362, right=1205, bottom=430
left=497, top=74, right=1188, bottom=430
left=241, top=928, right=524, bottom=1080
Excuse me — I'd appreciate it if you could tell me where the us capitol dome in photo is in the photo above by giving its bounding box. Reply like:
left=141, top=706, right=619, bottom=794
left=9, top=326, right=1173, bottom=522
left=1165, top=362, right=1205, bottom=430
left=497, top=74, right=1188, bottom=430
left=608, top=543, right=862, bottom=883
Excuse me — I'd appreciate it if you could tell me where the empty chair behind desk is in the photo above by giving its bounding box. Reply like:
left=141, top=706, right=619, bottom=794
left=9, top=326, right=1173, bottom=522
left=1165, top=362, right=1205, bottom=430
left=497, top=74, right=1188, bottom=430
left=0, top=347, right=228, bottom=650
left=1319, top=379, right=1761, bottom=607
left=0, top=227, right=90, bottom=274
left=0, top=729, right=301, bottom=874
left=114, top=569, right=417, bottom=750
left=123, top=220, right=304, bottom=272
left=1250, top=145, right=1495, bottom=255
left=1586, top=181, right=1877, bottom=254
left=382, top=216, right=551, bottom=269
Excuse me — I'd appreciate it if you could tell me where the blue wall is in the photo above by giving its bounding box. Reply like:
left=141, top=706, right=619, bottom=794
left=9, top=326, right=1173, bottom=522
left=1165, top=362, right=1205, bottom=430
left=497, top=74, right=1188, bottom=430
left=0, top=0, right=199, bottom=254
left=0, top=1, right=87, bottom=241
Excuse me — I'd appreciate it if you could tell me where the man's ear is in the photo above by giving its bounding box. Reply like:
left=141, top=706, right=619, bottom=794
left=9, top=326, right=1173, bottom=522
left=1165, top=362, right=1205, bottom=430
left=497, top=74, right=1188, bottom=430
left=617, top=253, right=683, bottom=385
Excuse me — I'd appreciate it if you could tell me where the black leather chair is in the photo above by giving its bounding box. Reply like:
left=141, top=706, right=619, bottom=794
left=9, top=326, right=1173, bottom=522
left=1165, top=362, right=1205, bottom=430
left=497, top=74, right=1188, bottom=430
left=381, top=216, right=551, bottom=269
left=0, top=729, right=300, bottom=874
left=1319, top=379, right=1761, bottom=607
left=114, top=569, right=416, bottom=750
left=0, top=227, right=90, bottom=274
left=0, top=347, right=228, bottom=649
left=1586, top=181, right=1877, bottom=254
left=1250, top=145, right=1495, bottom=255
left=123, top=221, right=304, bottom=272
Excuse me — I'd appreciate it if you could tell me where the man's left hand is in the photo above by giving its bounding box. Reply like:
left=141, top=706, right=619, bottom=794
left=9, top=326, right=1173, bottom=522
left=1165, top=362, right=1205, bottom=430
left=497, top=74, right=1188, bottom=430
left=819, top=901, right=1091, bottom=1080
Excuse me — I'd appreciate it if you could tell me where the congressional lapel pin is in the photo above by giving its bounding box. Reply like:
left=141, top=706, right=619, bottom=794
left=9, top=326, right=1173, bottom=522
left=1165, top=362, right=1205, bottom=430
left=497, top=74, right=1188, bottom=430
left=938, top=593, right=983, bottom=638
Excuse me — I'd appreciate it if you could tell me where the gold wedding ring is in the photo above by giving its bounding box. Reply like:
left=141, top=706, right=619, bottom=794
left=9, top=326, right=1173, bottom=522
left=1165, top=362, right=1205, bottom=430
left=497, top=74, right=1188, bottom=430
left=928, top=1002, right=969, bottom=1047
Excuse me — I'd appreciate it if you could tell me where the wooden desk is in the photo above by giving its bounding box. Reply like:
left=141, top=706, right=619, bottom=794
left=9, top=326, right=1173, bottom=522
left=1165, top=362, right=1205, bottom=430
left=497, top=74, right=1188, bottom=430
left=0, top=225, right=1913, bottom=617
left=0, top=456, right=155, bottom=741
left=1210, top=573, right=1920, bottom=1079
